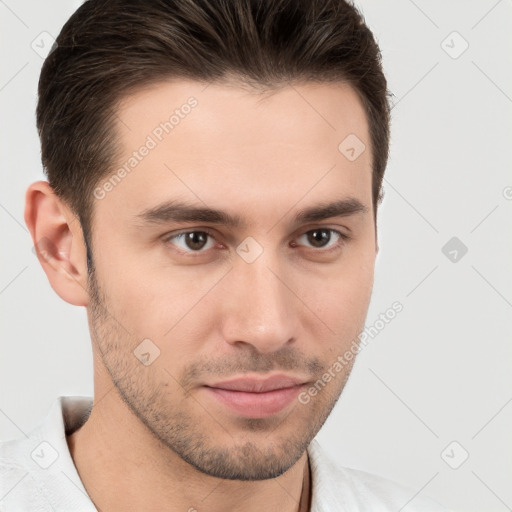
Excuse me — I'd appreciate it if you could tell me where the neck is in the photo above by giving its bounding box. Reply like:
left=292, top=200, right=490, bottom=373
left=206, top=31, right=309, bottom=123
left=66, top=385, right=311, bottom=512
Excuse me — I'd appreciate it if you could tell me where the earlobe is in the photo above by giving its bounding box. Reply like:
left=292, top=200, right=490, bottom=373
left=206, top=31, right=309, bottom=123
left=24, top=181, right=90, bottom=307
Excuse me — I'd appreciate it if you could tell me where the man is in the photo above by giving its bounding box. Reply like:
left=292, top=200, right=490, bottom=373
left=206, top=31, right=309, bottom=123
left=1, top=0, right=451, bottom=510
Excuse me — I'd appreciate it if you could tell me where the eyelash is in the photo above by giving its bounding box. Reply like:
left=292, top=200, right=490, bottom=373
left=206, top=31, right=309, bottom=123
left=163, top=228, right=350, bottom=257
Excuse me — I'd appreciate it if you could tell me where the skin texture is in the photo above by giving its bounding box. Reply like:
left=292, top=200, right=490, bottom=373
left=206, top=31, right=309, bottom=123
left=25, top=79, right=378, bottom=512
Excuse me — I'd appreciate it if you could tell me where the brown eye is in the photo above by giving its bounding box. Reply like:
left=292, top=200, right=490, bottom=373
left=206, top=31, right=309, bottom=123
left=165, top=230, right=216, bottom=253
left=295, top=228, right=348, bottom=251
left=306, top=229, right=331, bottom=248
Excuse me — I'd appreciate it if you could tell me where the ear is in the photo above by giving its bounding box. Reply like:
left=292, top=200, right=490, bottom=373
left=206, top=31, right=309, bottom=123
left=24, top=181, right=90, bottom=306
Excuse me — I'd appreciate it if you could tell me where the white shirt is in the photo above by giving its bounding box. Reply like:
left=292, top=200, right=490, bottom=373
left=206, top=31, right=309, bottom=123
left=0, top=396, right=452, bottom=511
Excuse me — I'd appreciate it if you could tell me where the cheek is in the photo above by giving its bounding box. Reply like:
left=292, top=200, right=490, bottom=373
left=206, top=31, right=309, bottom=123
left=90, top=238, right=168, bottom=335
left=95, top=241, right=225, bottom=344
left=314, top=276, right=373, bottom=336
left=300, top=247, right=375, bottom=344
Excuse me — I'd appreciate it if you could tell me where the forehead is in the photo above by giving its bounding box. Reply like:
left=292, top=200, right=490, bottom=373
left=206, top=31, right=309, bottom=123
left=115, top=78, right=370, bottom=155
left=94, top=79, right=372, bottom=228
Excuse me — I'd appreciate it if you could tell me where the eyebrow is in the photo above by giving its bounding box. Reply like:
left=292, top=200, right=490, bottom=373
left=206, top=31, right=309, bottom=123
left=135, top=197, right=369, bottom=229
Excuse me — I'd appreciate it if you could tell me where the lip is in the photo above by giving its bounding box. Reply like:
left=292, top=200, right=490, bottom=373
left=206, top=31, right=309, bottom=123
left=208, top=374, right=306, bottom=392
left=203, top=374, right=307, bottom=419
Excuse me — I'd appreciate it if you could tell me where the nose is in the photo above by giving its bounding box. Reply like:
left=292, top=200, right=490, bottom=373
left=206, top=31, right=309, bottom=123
left=220, top=254, right=298, bottom=354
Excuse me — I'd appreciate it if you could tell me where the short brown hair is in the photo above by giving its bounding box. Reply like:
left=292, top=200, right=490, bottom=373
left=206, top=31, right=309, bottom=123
left=37, top=0, right=391, bottom=267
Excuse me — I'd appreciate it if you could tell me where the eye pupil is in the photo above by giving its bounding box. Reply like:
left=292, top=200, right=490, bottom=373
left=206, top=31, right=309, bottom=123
left=307, top=229, right=330, bottom=248
left=185, top=232, right=208, bottom=251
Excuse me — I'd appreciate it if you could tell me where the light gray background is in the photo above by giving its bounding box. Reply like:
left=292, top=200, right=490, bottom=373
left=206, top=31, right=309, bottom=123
left=1, top=1, right=511, bottom=511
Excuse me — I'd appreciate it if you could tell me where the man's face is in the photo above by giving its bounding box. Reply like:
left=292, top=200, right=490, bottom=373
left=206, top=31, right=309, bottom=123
left=86, top=79, right=377, bottom=480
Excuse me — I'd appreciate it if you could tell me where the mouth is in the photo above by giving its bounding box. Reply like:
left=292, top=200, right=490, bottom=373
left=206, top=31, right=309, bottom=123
left=203, top=374, right=308, bottom=419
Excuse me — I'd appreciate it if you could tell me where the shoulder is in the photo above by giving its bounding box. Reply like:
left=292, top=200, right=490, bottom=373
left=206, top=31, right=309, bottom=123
left=0, top=435, right=54, bottom=511
left=307, top=440, right=452, bottom=512
left=0, top=396, right=95, bottom=511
